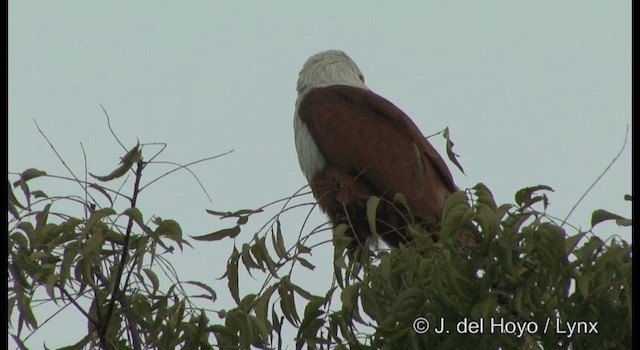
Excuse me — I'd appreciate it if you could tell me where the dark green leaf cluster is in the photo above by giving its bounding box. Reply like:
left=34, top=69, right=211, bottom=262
left=214, top=184, right=630, bottom=350
left=346, top=184, right=631, bottom=349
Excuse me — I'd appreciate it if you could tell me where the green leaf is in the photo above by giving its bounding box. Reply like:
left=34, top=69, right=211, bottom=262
left=211, top=324, right=239, bottom=347
left=83, top=227, right=106, bottom=255
left=35, top=203, right=52, bottom=232
left=89, top=143, right=141, bottom=181
left=60, top=242, right=79, bottom=283
left=576, top=274, right=590, bottom=298
left=7, top=297, right=16, bottom=326
left=392, top=192, right=411, bottom=213
left=10, top=232, right=28, bottom=252
left=16, top=222, right=35, bottom=249
left=366, top=196, right=381, bottom=237
left=170, top=300, right=186, bottom=330
left=565, top=232, right=587, bottom=254
left=514, top=185, right=554, bottom=207
left=253, top=237, right=279, bottom=277
left=440, top=191, right=472, bottom=240
left=155, top=219, right=183, bottom=240
left=237, top=215, right=249, bottom=225
left=195, top=309, right=211, bottom=342
left=240, top=293, right=258, bottom=311
left=249, top=314, right=271, bottom=343
left=279, top=280, right=300, bottom=326
left=121, top=207, right=153, bottom=233
left=9, top=261, right=32, bottom=289
left=184, top=280, right=217, bottom=302
left=240, top=243, right=261, bottom=273
left=413, top=143, right=426, bottom=191
left=271, top=310, right=281, bottom=334
left=143, top=268, right=160, bottom=294
left=296, top=241, right=312, bottom=255
left=8, top=180, right=24, bottom=218
left=298, top=296, right=327, bottom=342
left=617, top=218, right=632, bottom=226
left=332, top=224, right=352, bottom=280
left=82, top=208, right=116, bottom=237
left=474, top=187, right=499, bottom=242
left=104, top=229, right=125, bottom=246
left=205, top=209, right=229, bottom=216
left=431, top=266, right=457, bottom=306
left=340, top=283, right=360, bottom=314
left=288, top=279, right=314, bottom=301
left=88, top=183, right=113, bottom=205
left=17, top=168, right=47, bottom=184
left=55, top=335, right=92, bottom=350
left=31, top=190, right=48, bottom=199
left=227, top=248, right=240, bottom=304
left=254, top=284, right=278, bottom=323
left=296, top=256, right=316, bottom=271
left=235, top=208, right=263, bottom=215
left=272, top=221, right=288, bottom=259
left=591, top=209, right=632, bottom=228
left=191, top=225, right=241, bottom=241
left=474, top=183, right=497, bottom=210
left=206, top=208, right=263, bottom=218
left=13, top=179, right=32, bottom=208
left=496, top=203, right=514, bottom=221
left=17, top=294, right=38, bottom=330
left=10, top=168, right=46, bottom=210
left=44, top=274, right=59, bottom=302
left=443, top=127, right=465, bottom=174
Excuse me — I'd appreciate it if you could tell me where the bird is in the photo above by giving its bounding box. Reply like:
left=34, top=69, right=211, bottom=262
left=294, top=50, right=458, bottom=249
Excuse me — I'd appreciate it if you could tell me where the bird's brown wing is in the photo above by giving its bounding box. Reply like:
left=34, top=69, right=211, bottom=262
left=298, top=85, right=457, bottom=218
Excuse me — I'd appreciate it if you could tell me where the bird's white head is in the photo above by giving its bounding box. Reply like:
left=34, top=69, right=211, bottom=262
left=296, top=50, right=368, bottom=98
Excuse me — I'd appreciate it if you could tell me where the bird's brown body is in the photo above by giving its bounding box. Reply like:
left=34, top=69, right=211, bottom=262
left=294, top=51, right=457, bottom=248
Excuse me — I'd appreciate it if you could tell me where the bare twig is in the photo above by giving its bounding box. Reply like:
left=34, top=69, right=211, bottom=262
left=59, top=286, right=99, bottom=329
left=34, top=121, right=111, bottom=221
left=21, top=288, right=91, bottom=342
left=139, top=149, right=234, bottom=201
left=140, top=142, right=168, bottom=165
left=561, top=125, right=629, bottom=229
left=100, top=104, right=126, bottom=152
left=34, top=120, right=86, bottom=194
left=80, top=142, right=89, bottom=219
left=424, top=128, right=446, bottom=139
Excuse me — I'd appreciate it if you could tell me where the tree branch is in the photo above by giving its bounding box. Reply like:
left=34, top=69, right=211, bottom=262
left=98, top=160, right=145, bottom=349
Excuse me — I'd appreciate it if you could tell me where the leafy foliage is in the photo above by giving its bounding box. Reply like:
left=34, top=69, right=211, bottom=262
left=209, top=184, right=631, bottom=350
left=8, top=144, right=219, bottom=350
left=9, top=142, right=631, bottom=349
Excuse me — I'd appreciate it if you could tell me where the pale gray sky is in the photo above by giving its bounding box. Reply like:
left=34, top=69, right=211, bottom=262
left=9, top=1, right=631, bottom=348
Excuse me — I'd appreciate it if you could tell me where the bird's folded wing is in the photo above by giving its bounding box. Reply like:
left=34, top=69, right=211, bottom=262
left=298, top=85, right=457, bottom=213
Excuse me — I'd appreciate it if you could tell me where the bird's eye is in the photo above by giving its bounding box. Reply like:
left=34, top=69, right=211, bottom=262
left=358, top=74, right=365, bottom=83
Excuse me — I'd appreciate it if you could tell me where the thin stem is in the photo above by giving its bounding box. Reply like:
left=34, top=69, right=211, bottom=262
left=98, top=160, right=144, bottom=349
left=561, top=125, right=629, bottom=228
left=100, top=104, right=126, bottom=152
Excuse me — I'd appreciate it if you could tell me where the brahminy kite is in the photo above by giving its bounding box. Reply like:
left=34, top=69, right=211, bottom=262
left=294, top=50, right=458, bottom=249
